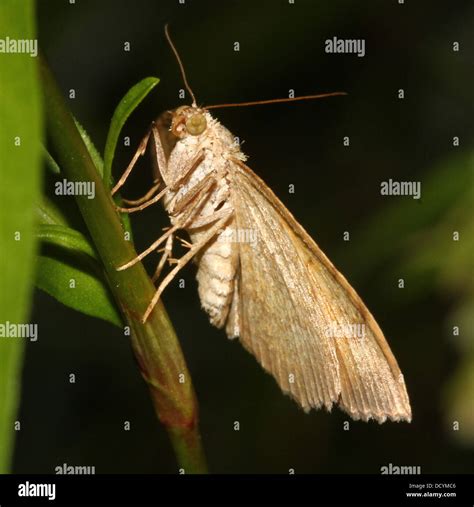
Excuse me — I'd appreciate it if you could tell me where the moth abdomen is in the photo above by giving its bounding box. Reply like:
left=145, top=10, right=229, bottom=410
left=192, top=221, right=239, bottom=329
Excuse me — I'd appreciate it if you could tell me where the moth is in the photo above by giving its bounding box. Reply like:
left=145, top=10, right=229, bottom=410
left=112, top=26, right=412, bottom=423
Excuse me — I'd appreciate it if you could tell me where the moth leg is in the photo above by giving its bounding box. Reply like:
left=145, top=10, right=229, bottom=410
left=142, top=211, right=233, bottom=323
left=111, top=120, right=175, bottom=199
left=186, top=206, right=232, bottom=229
left=117, top=221, right=183, bottom=271
left=115, top=184, right=170, bottom=213
left=171, top=209, right=229, bottom=254
left=169, top=169, right=221, bottom=216
left=111, top=130, right=151, bottom=196
left=117, top=176, right=216, bottom=271
left=169, top=151, right=206, bottom=192
left=171, top=205, right=230, bottom=254
left=175, top=184, right=230, bottom=229
left=112, top=120, right=174, bottom=196
left=116, top=151, right=207, bottom=214
left=122, top=181, right=161, bottom=206
left=152, top=234, right=174, bottom=282
left=176, top=236, right=193, bottom=251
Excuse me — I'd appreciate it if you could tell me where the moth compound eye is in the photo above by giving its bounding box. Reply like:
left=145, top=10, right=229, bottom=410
left=185, top=113, right=207, bottom=135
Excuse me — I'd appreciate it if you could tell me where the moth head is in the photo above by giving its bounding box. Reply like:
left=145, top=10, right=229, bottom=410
left=170, top=106, right=208, bottom=138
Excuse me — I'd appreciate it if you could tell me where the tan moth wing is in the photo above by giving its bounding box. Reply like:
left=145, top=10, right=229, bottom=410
left=227, top=159, right=411, bottom=423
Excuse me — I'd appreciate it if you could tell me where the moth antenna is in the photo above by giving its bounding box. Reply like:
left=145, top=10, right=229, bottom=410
left=165, top=24, right=197, bottom=106
left=205, top=92, right=347, bottom=110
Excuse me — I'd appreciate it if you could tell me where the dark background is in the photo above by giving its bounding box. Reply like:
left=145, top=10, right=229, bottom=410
left=14, top=0, right=474, bottom=473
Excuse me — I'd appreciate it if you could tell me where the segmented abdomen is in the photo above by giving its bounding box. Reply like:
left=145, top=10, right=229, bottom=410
left=190, top=217, right=238, bottom=329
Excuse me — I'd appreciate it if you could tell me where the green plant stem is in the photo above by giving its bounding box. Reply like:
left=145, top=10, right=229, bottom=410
left=39, top=56, right=207, bottom=473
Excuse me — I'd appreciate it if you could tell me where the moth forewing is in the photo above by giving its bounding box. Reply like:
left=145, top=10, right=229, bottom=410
left=229, top=159, right=411, bottom=422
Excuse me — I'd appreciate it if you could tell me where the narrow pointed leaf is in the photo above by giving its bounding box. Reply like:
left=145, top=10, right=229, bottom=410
left=103, top=77, right=159, bottom=186
left=37, top=224, right=97, bottom=260
left=35, top=254, right=122, bottom=327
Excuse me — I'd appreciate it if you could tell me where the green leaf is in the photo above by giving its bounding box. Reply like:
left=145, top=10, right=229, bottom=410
left=35, top=253, right=122, bottom=328
left=35, top=195, right=69, bottom=227
left=0, top=0, right=42, bottom=473
left=74, top=117, right=104, bottom=177
left=36, top=224, right=98, bottom=260
left=103, top=77, right=159, bottom=186
left=42, top=145, right=60, bottom=174
left=44, top=121, right=104, bottom=177
left=74, top=117, right=134, bottom=240
left=43, top=126, right=134, bottom=238
left=34, top=212, right=122, bottom=327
